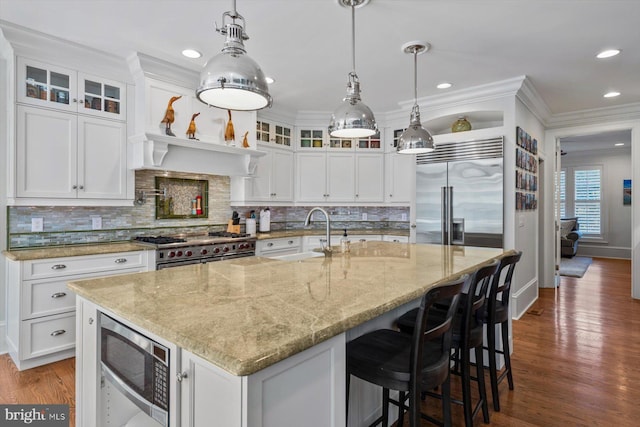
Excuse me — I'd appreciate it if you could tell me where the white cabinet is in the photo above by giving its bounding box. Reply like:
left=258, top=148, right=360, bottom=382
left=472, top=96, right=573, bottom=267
left=232, top=145, right=294, bottom=203
left=18, top=57, right=126, bottom=120
left=385, top=152, right=415, bottom=204
left=296, top=152, right=383, bottom=204
left=255, top=237, right=302, bottom=257
left=75, top=297, right=99, bottom=427
left=5, top=251, right=149, bottom=370
left=15, top=105, right=128, bottom=201
left=256, top=120, right=293, bottom=147
left=382, top=235, right=410, bottom=243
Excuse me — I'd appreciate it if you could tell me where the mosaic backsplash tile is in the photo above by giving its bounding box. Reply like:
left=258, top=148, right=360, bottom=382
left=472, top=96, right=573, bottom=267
left=7, top=169, right=409, bottom=248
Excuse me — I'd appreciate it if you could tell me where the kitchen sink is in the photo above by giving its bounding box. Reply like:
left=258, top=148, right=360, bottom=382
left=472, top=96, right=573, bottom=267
left=268, top=251, right=325, bottom=261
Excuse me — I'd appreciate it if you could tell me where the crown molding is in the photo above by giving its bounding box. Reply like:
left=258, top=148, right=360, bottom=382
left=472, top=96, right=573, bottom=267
left=129, top=52, right=199, bottom=90
left=546, top=102, right=640, bottom=129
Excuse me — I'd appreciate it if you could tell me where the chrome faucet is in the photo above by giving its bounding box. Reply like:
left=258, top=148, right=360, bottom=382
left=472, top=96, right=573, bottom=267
left=304, top=207, right=332, bottom=257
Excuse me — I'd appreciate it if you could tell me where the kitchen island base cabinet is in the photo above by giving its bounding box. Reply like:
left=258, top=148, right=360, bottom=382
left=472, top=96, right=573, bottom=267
left=181, top=334, right=345, bottom=427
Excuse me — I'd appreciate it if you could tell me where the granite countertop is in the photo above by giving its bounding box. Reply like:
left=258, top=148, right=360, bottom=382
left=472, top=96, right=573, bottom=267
left=68, top=242, right=508, bottom=376
left=3, top=242, right=151, bottom=261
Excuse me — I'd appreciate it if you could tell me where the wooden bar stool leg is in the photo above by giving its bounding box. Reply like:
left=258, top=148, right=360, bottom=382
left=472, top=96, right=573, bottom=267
left=461, top=350, right=473, bottom=427
left=441, top=376, right=453, bottom=427
left=475, top=346, right=490, bottom=423
left=382, top=387, right=390, bottom=427
left=502, top=320, right=514, bottom=390
left=487, top=324, right=500, bottom=411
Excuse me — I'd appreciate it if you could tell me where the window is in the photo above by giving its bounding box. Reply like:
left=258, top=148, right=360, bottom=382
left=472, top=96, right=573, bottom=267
left=573, top=167, right=602, bottom=236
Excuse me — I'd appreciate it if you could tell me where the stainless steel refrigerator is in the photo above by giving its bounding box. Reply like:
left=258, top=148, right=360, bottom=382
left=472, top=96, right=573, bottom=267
left=415, top=137, right=503, bottom=248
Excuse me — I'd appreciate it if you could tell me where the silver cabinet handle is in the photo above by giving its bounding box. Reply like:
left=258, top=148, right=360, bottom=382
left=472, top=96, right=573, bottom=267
left=267, top=242, right=274, bottom=247
left=72, top=185, right=78, bottom=189
left=176, top=371, right=188, bottom=382
left=51, top=264, right=67, bottom=270
left=115, top=258, right=127, bottom=264
left=79, top=185, right=84, bottom=190
left=88, top=317, right=94, bottom=325
left=72, top=98, right=79, bottom=103
left=410, top=224, right=417, bottom=228
left=51, top=292, right=67, bottom=299
left=288, top=240, right=294, bottom=245
left=50, top=329, right=66, bottom=337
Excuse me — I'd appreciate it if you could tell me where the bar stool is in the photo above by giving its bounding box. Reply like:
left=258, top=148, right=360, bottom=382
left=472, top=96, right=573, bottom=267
left=346, top=275, right=467, bottom=427
left=396, top=261, right=500, bottom=427
left=484, top=251, right=522, bottom=411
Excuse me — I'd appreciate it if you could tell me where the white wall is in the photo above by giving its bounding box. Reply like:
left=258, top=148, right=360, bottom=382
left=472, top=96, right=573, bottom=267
left=560, top=148, right=632, bottom=258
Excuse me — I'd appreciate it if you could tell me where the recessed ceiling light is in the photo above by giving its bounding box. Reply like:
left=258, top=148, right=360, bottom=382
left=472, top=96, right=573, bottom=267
left=596, top=49, right=621, bottom=59
left=604, top=91, right=621, bottom=98
left=265, top=77, right=275, bottom=84
left=436, top=82, right=452, bottom=89
left=615, top=143, right=625, bottom=146
left=181, top=49, right=202, bottom=59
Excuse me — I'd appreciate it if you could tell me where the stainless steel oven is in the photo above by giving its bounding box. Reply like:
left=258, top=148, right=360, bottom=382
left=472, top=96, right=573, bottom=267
left=100, top=313, right=169, bottom=426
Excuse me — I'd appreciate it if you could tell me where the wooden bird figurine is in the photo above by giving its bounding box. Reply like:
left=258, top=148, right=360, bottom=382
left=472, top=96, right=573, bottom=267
left=242, top=131, right=250, bottom=148
left=186, top=112, right=200, bottom=140
left=224, top=109, right=235, bottom=143
left=160, top=95, right=182, bottom=136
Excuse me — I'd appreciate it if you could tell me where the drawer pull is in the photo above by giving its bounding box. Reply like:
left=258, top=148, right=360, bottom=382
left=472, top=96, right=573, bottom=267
left=115, top=258, right=128, bottom=264
left=51, top=264, right=67, bottom=270
left=51, top=292, right=67, bottom=299
left=288, top=240, right=294, bottom=245
left=267, top=242, right=274, bottom=247
left=176, top=371, right=188, bottom=382
left=50, top=329, right=66, bottom=337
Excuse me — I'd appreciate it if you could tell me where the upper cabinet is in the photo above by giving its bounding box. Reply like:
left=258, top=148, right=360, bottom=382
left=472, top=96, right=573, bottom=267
left=297, top=127, right=383, bottom=152
left=18, top=57, right=126, bottom=121
left=256, top=120, right=293, bottom=148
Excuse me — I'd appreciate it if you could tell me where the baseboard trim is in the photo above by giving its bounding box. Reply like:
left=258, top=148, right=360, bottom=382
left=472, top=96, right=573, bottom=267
left=0, top=321, right=6, bottom=354
left=577, top=245, right=631, bottom=259
left=512, top=278, right=539, bottom=320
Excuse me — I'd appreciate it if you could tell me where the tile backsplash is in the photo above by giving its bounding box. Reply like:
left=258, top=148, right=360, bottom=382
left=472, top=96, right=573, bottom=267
left=7, top=169, right=410, bottom=249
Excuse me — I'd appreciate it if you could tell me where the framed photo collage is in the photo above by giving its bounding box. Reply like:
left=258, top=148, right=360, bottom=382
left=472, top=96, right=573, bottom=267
left=515, top=126, right=538, bottom=211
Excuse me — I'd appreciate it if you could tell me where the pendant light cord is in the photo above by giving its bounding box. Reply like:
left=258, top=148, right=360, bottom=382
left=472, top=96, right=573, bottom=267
left=351, top=2, right=356, bottom=73
left=231, top=0, right=237, bottom=17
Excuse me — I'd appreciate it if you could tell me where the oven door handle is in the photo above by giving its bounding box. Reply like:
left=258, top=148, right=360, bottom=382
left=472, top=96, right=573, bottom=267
left=101, top=363, right=168, bottom=427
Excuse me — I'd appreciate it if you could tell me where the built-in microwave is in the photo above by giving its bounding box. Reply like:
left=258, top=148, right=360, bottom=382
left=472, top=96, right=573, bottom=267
left=100, top=312, right=169, bottom=426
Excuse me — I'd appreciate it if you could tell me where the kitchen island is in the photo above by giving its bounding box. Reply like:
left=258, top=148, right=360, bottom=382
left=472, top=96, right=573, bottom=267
left=69, top=242, right=507, bottom=426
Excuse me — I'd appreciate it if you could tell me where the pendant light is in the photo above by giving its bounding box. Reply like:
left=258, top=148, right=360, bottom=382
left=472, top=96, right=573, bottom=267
left=196, top=0, right=272, bottom=111
left=329, top=0, right=377, bottom=138
left=397, top=42, right=435, bottom=154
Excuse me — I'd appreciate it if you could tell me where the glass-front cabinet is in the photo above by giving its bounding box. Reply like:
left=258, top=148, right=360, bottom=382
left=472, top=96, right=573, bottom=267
left=256, top=120, right=292, bottom=147
left=18, top=57, right=126, bottom=120
left=298, top=128, right=326, bottom=149
left=300, top=129, right=383, bottom=151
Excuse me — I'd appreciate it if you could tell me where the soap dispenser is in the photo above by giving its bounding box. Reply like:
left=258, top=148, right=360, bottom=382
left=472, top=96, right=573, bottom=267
left=341, top=229, right=350, bottom=253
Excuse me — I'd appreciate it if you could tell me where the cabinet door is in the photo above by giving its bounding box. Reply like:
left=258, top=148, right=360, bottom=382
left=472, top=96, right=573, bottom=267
left=180, top=350, right=242, bottom=427
left=77, top=117, right=127, bottom=199
left=355, top=153, right=384, bottom=202
left=271, top=150, right=294, bottom=201
left=17, top=105, right=78, bottom=198
left=250, top=149, right=274, bottom=202
left=78, top=73, right=126, bottom=120
left=17, top=57, right=78, bottom=112
left=385, top=152, right=415, bottom=203
left=76, top=298, right=99, bottom=427
left=327, top=153, right=355, bottom=202
left=297, top=152, right=327, bottom=202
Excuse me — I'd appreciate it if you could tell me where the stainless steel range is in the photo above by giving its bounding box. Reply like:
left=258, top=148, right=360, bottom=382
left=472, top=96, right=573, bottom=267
left=135, top=232, right=256, bottom=270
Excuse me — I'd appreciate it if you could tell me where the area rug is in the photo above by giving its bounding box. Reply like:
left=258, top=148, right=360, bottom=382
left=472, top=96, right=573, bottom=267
left=559, top=256, right=592, bottom=278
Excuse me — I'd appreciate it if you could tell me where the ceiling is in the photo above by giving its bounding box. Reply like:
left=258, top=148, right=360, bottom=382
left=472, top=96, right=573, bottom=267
left=1, top=0, right=639, bottom=119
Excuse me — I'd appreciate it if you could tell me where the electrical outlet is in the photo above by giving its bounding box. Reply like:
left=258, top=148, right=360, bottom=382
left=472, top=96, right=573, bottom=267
left=361, top=213, right=368, bottom=221
left=31, top=218, right=44, bottom=232
left=92, top=216, right=102, bottom=230
left=401, top=213, right=408, bottom=221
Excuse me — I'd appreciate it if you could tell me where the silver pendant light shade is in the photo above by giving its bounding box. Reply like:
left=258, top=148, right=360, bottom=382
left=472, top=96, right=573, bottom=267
left=329, top=0, right=377, bottom=138
left=196, top=0, right=272, bottom=111
left=397, top=42, right=434, bottom=154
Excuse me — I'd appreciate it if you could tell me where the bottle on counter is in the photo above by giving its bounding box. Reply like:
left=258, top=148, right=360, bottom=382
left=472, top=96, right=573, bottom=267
left=341, top=229, right=350, bottom=253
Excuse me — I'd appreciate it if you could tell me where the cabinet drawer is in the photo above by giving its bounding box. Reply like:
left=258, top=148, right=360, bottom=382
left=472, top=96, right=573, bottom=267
left=256, top=237, right=301, bottom=255
left=23, top=312, right=76, bottom=360
left=382, top=235, right=409, bottom=243
left=22, top=279, right=76, bottom=320
left=23, top=251, right=147, bottom=280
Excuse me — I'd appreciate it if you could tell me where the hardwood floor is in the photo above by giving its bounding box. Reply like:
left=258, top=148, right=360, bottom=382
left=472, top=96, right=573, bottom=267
left=0, top=257, right=636, bottom=426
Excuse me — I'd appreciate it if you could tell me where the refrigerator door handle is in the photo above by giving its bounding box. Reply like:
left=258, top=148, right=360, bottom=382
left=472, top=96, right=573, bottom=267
left=446, top=186, right=454, bottom=245
left=441, top=186, right=448, bottom=245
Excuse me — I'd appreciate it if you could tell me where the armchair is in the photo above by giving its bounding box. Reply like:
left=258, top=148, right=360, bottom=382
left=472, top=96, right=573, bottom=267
left=560, top=217, right=583, bottom=258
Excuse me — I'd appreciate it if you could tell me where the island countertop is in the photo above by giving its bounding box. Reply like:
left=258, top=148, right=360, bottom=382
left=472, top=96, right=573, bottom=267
left=68, top=242, right=507, bottom=376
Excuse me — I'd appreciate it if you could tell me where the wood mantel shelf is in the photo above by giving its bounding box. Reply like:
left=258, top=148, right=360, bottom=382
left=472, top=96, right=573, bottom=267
left=128, top=132, right=266, bottom=177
